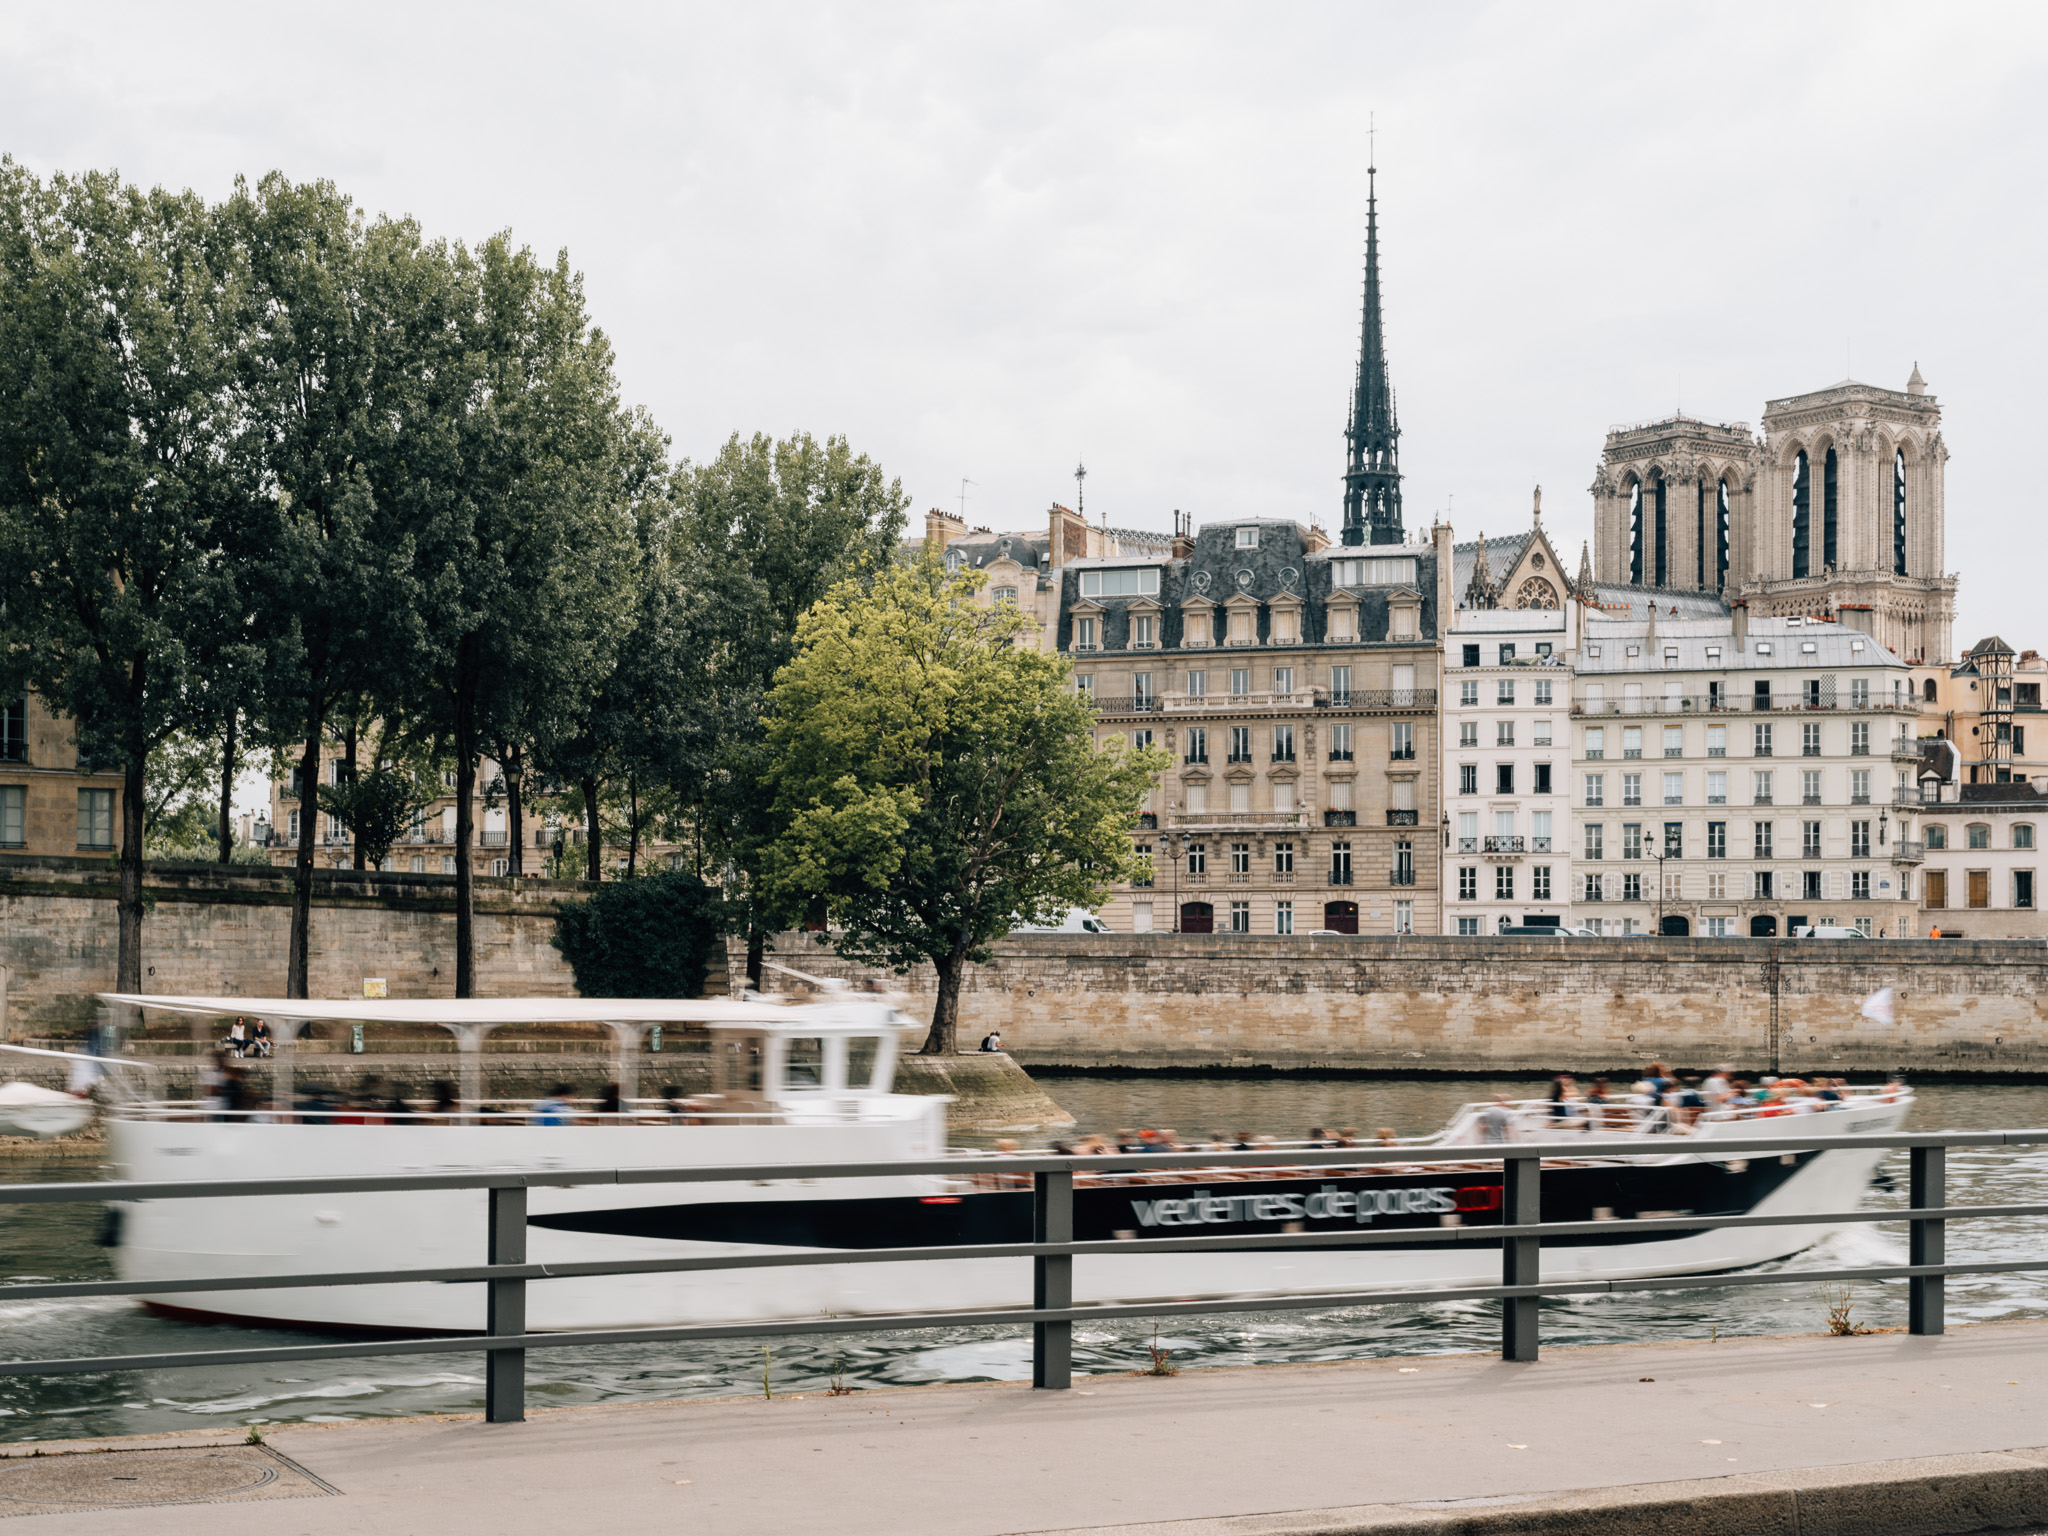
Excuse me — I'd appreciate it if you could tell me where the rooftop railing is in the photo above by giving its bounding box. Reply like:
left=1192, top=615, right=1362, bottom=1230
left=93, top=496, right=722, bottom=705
left=0, top=1123, right=2028, bottom=1420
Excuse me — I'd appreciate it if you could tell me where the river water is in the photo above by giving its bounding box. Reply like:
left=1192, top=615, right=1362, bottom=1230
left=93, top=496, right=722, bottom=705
left=2, top=1076, right=2045, bottom=1441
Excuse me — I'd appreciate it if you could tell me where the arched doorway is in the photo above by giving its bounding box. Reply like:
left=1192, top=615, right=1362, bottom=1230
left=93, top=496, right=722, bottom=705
left=1323, top=901, right=1359, bottom=935
left=1749, top=914, right=1778, bottom=937
left=1659, top=915, right=1690, bottom=936
left=1179, top=902, right=1214, bottom=935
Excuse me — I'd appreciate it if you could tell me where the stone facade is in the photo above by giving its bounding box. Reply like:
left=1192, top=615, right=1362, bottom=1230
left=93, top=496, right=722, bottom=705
left=0, top=692, right=127, bottom=858
left=1590, top=371, right=1958, bottom=666
left=1062, top=519, right=1447, bottom=938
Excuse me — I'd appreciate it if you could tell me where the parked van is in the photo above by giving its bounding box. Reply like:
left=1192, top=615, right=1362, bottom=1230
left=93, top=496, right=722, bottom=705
left=1795, top=924, right=1867, bottom=939
left=1011, top=909, right=1114, bottom=935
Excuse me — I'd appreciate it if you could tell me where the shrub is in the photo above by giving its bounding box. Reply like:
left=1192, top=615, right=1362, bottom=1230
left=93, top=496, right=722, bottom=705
left=552, top=871, right=724, bottom=998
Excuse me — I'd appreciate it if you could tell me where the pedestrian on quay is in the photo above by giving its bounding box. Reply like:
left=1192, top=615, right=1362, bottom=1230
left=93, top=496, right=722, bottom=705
left=226, top=1017, right=247, bottom=1059
left=531, top=1084, right=577, bottom=1126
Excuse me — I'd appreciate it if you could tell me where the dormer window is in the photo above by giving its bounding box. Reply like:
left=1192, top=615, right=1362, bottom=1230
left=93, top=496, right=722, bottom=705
left=1706, top=646, right=1722, bottom=663
left=1801, top=641, right=1818, bottom=654
left=1757, top=643, right=1774, bottom=655
left=1073, top=618, right=1098, bottom=651
left=1587, top=645, right=1602, bottom=659
left=1079, top=568, right=1160, bottom=597
left=1851, top=640, right=1866, bottom=655
left=1625, top=646, right=1640, bottom=658
left=1236, top=527, right=1260, bottom=549
left=1663, top=647, right=1678, bottom=663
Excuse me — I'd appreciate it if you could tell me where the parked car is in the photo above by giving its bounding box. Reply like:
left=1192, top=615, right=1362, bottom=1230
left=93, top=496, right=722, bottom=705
left=1796, top=924, right=1867, bottom=939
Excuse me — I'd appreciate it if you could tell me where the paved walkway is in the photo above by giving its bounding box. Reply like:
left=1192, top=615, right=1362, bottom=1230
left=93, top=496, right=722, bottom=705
left=8, top=1320, right=2048, bottom=1534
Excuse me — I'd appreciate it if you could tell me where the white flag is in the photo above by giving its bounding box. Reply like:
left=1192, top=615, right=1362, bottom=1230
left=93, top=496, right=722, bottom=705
left=1860, top=987, right=1895, bottom=1026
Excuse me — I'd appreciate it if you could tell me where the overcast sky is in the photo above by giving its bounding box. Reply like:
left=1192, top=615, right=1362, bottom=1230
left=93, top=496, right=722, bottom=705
left=6, top=2, right=2046, bottom=660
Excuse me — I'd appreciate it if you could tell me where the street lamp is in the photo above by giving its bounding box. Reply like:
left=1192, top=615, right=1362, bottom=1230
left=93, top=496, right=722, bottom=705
left=1166, top=831, right=1184, bottom=932
left=1645, top=841, right=1670, bottom=936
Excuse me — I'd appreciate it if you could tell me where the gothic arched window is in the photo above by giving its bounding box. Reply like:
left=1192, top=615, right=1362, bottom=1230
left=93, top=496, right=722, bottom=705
left=1652, top=473, right=1668, bottom=587
left=1514, top=576, right=1559, bottom=609
left=1822, top=447, right=1839, bottom=570
left=1716, top=477, right=1731, bottom=592
left=1627, top=480, right=1643, bottom=585
left=1894, top=449, right=1908, bottom=575
left=1791, top=450, right=1811, bottom=579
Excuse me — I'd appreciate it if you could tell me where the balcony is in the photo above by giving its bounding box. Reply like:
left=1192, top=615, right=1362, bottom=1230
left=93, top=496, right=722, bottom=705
left=1851, top=793, right=1871, bottom=805
left=1171, top=812, right=1309, bottom=828
left=1093, top=695, right=1163, bottom=715
left=1135, top=813, right=1158, bottom=830
left=1803, top=794, right=1822, bottom=805
left=1227, top=871, right=1253, bottom=884
left=1328, top=750, right=1354, bottom=762
left=1531, top=836, right=1552, bottom=852
left=1893, top=742, right=1930, bottom=762
left=1324, top=810, right=1358, bottom=827
left=1270, top=753, right=1296, bottom=764
left=1572, top=696, right=1919, bottom=717
left=1483, top=835, right=1526, bottom=855
left=1388, top=747, right=1415, bottom=761
left=1328, top=873, right=1354, bottom=886
left=1272, top=870, right=1295, bottom=884
left=1385, top=809, right=1419, bottom=826
left=481, top=830, right=509, bottom=848
left=1458, top=836, right=1479, bottom=853
left=1754, top=794, right=1774, bottom=806
left=1892, top=840, right=1926, bottom=866
left=1389, top=870, right=1417, bottom=886
left=1225, top=753, right=1254, bottom=764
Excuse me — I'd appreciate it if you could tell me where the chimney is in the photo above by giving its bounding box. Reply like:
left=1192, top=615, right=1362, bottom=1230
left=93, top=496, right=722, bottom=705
left=1048, top=503, right=1088, bottom=569
left=1838, top=603, right=1877, bottom=637
left=1170, top=509, right=1195, bottom=561
left=1645, top=598, right=1657, bottom=648
left=924, top=508, right=967, bottom=550
left=1302, top=522, right=1331, bottom=555
left=1432, top=520, right=1454, bottom=623
left=1732, top=599, right=1749, bottom=653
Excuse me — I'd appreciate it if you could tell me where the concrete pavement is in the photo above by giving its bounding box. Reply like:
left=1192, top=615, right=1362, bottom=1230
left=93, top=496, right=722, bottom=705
left=6, top=1318, right=2048, bottom=1534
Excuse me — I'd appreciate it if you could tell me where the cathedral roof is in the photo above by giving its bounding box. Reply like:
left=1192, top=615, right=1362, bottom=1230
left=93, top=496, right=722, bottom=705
left=1450, top=531, right=1531, bottom=605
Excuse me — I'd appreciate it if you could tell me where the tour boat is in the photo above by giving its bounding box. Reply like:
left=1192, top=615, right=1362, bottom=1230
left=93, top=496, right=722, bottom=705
left=87, top=991, right=1912, bottom=1335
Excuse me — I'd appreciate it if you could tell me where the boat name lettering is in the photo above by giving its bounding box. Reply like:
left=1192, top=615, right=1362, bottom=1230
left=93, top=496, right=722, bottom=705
left=1129, top=1184, right=1459, bottom=1228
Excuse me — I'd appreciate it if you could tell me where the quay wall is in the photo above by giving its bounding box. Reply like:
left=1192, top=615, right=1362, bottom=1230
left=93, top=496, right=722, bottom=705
left=4, top=853, right=2046, bottom=1076
left=746, top=932, right=2048, bottom=1077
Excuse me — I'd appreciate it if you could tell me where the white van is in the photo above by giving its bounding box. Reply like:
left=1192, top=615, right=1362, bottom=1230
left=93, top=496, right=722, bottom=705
left=1796, top=924, right=1867, bottom=939
left=1011, top=908, right=1113, bottom=935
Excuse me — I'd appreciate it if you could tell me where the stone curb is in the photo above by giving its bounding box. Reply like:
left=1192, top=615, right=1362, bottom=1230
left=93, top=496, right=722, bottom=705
left=1004, top=1447, right=2048, bottom=1536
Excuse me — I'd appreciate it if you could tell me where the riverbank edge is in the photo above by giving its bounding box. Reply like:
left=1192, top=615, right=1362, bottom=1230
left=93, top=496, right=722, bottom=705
left=4, top=1322, right=2048, bottom=1536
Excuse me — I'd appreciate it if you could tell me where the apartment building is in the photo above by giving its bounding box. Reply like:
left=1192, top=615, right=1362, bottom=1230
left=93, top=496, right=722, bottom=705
left=1569, top=606, right=1917, bottom=936
left=1910, top=637, right=2048, bottom=787
left=924, top=504, right=1173, bottom=650
left=1442, top=613, right=1577, bottom=935
left=0, top=691, right=127, bottom=859
left=1065, top=518, right=1446, bottom=937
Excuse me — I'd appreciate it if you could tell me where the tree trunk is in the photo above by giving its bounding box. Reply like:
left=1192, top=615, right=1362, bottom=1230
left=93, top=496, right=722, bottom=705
left=345, top=719, right=364, bottom=871
left=921, top=948, right=964, bottom=1055
left=626, top=772, right=639, bottom=877
left=506, top=751, right=524, bottom=878
left=215, top=709, right=237, bottom=864
left=746, top=927, right=765, bottom=991
left=286, top=714, right=323, bottom=1000
left=582, top=773, right=601, bottom=882
left=453, top=673, right=477, bottom=998
left=116, top=747, right=146, bottom=995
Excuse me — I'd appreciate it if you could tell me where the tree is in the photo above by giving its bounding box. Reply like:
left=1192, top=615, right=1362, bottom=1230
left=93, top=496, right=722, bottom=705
left=413, top=234, right=639, bottom=993
left=763, top=555, right=1165, bottom=1053
left=552, top=869, right=723, bottom=998
left=225, top=174, right=445, bottom=995
left=675, top=431, right=908, bottom=985
left=0, top=161, right=253, bottom=995
left=315, top=734, right=442, bottom=870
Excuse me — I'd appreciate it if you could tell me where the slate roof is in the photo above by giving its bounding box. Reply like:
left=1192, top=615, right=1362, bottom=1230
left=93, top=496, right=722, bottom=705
left=1449, top=532, right=1532, bottom=604
left=1578, top=615, right=1903, bottom=673
left=1583, top=582, right=1733, bottom=622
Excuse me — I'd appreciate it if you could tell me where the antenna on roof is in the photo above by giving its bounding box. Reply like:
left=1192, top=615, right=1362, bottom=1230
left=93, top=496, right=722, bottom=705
left=1074, top=460, right=1089, bottom=525
left=958, top=477, right=976, bottom=521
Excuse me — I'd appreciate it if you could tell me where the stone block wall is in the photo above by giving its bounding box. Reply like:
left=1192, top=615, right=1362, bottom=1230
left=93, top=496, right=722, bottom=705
left=735, top=932, right=2048, bottom=1077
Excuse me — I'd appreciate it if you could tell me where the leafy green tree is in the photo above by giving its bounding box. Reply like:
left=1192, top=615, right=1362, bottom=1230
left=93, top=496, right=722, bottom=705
left=674, top=432, right=908, bottom=985
left=316, top=744, right=442, bottom=870
left=552, top=869, right=723, bottom=997
left=224, top=174, right=445, bottom=995
left=0, top=161, right=254, bottom=993
left=413, top=234, right=640, bottom=992
left=763, top=555, right=1164, bottom=1052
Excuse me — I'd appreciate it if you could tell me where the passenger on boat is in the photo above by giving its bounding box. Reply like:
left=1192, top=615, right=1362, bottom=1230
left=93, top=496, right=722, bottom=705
left=596, top=1083, right=624, bottom=1119
left=1307, top=1126, right=1330, bottom=1148
left=531, top=1084, right=577, bottom=1126
left=659, top=1084, right=687, bottom=1119
left=1115, top=1128, right=1141, bottom=1153
left=1375, top=1127, right=1398, bottom=1146
left=1232, top=1131, right=1255, bottom=1150
left=1547, top=1074, right=1578, bottom=1125
left=1478, top=1095, right=1515, bottom=1143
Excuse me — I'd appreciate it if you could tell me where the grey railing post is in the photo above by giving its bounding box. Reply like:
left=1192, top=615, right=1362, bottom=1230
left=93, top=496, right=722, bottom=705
left=1032, top=1168, right=1073, bottom=1389
left=486, top=1183, right=528, bottom=1421
left=1502, top=1155, right=1540, bottom=1362
left=1909, top=1144, right=1945, bottom=1336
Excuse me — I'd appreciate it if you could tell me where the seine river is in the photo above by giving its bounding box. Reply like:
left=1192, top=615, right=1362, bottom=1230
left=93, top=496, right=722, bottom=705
left=3, top=1077, right=2045, bottom=1441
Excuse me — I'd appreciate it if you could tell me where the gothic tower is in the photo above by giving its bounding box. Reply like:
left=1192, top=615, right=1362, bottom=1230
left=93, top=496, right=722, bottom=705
left=1342, top=165, right=1403, bottom=547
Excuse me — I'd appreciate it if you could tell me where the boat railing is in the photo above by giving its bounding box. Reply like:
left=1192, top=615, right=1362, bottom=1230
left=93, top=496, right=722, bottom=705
left=114, top=1099, right=845, bottom=1128
left=0, top=1119, right=2012, bottom=1423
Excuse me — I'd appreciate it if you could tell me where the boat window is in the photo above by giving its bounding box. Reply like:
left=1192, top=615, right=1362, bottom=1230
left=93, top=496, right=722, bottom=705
left=783, top=1037, right=826, bottom=1090
left=845, top=1036, right=881, bottom=1090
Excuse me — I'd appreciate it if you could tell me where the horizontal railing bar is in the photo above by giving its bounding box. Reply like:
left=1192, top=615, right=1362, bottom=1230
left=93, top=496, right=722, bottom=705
left=10, top=1199, right=2042, bottom=1304
left=2, top=1257, right=2040, bottom=1380
left=7, top=1127, right=2040, bottom=1205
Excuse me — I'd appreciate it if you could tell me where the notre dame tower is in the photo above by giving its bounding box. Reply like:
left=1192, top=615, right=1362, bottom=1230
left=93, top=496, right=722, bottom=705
left=1590, top=369, right=1956, bottom=663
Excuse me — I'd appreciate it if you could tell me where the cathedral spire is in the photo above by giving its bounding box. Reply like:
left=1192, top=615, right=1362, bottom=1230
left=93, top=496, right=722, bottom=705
left=1342, top=162, right=1403, bottom=547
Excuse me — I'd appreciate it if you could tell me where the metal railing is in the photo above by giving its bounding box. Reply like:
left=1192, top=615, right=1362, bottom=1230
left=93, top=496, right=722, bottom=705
left=0, top=1127, right=2034, bottom=1421
left=1574, top=698, right=1918, bottom=717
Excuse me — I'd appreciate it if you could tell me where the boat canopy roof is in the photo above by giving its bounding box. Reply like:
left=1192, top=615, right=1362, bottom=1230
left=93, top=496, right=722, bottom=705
left=97, top=993, right=906, bottom=1034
